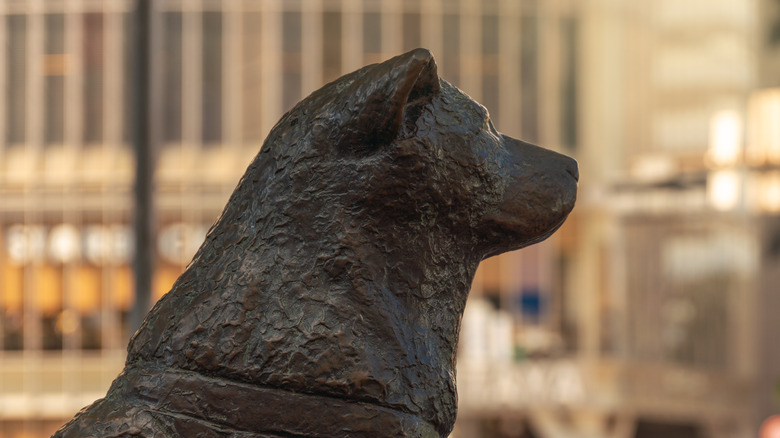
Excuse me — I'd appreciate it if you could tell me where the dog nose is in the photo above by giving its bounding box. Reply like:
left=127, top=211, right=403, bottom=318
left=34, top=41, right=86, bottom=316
left=566, top=158, right=579, bottom=182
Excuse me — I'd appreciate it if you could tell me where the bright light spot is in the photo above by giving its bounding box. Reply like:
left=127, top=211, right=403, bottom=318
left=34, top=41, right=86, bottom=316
left=746, top=88, right=780, bottom=165
left=707, top=170, right=741, bottom=211
left=757, top=172, right=780, bottom=213
left=158, top=223, right=209, bottom=265
left=5, top=225, right=47, bottom=264
left=84, top=225, right=133, bottom=265
left=49, top=224, right=82, bottom=263
left=56, top=309, right=80, bottom=335
left=708, top=110, right=743, bottom=167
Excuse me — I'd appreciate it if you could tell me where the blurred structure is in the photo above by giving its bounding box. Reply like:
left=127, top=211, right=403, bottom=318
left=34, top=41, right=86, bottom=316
left=0, top=1, right=778, bottom=437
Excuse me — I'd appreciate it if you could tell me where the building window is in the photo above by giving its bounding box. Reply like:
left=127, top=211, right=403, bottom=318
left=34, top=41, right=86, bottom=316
left=202, top=11, right=222, bottom=145
left=163, top=12, right=183, bottom=144
left=363, top=11, right=381, bottom=63
left=40, top=265, right=64, bottom=350
left=481, top=13, right=500, bottom=119
left=44, top=14, right=66, bottom=146
left=622, top=220, right=746, bottom=370
left=442, top=13, right=460, bottom=86
left=402, top=10, right=421, bottom=51
left=1, top=262, right=25, bottom=350
left=322, top=11, right=342, bottom=83
left=6, top=15, right=27, bottom=145
left=560, top=16, right=578, bottom=151
left=242, top=11, right=263, bottom=144
left=282, top=11, right=302, bottom=112
left=84, top=13, right=105, bottom=145
left=520, top=15, right=539, bottom=143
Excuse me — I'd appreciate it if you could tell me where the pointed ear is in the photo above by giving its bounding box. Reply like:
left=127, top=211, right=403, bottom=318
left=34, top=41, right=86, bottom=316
left=326, top=48, right=440, bottom=152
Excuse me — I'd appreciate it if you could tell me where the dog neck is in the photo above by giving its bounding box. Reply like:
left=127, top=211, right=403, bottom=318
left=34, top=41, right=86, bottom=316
left=116, top=367, right=441, bottom=437
left=127, top=156, right=480, bottom=436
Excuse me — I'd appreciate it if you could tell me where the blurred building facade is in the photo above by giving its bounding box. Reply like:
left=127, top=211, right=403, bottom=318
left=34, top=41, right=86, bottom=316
left=0, top=0, right=777, bottom=437
left=555, top=0, right=779, bottom=437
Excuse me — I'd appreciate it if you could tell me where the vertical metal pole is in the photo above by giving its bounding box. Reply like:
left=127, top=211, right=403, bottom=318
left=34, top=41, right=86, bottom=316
left=130, top=0, right=157, bottom=338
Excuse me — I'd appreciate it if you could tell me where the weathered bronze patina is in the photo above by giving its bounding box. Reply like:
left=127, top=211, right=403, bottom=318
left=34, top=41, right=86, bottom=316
left=54, top=49, right=578, bottom=438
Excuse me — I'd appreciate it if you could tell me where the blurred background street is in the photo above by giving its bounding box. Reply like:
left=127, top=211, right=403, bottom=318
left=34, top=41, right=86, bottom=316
left=1, top=0, right=779, bottom=436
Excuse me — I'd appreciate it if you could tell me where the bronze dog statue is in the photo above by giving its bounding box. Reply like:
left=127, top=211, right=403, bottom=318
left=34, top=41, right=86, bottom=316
left=54, top=48, right=577, bottom=438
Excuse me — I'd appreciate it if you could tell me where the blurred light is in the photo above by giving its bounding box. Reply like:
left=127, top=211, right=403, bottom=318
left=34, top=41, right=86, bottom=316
left=631, top=155, right=678, bottom=182
left=5, top=225, right=47, bottom=264
left=707, top=170, right=741, bottom=211
left=746, top=88, right=780, bottom=166
left=158, top=224, right=187, bottom=265
left=49, top=224, right=81, bottom=263
left=56, top=309, right=80, bottom=335
left=663, top=231, right=758, bottom=280
left=37, top=266, right=62, bottom=316
left=43, top=53, right=69, bottom=76
left=158, top=223, right=209, bottom=265
left=84, top=225, right=134, bottom=265
left=756, top=171, right=780, bottom=213
left=114, top=267, right=135, bottom=312
left=69, top=266, right=100, bottom=315
left=707, top=110, right=743, bottom=167
left=1, top=264, right=23, bottom=313
left=761, top=415, right=780, bottom=438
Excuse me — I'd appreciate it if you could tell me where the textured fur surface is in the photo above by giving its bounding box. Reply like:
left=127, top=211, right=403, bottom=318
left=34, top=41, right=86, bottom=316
left=54, top=49, right=577, bottom=438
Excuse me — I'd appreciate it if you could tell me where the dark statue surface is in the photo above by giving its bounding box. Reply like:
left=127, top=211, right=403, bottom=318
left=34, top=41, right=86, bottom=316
left=54, top=49, right=578, bottom=438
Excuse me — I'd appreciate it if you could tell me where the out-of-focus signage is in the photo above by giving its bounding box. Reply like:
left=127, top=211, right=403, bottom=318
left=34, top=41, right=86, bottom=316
left=4, top=224, right=133, bottom=265
left=3, top=223, right=208, bottom=266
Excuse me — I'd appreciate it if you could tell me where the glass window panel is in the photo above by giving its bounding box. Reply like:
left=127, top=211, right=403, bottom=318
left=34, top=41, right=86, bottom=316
left=623, top=221, right=735, bottom=370
left=560, top=16, right=578, bottom=150
left=322, top=11, right=342, bottom=83
left=242, top=12, right=263, bottom=144
left=69, top=265, right=102, bottom=349
left=363, top=11, right=381, bottom=62
left=283, top=11, right=302, bottom=112
left=81, top=313, right=102, bottom=350
left=202, top=11, right=222, bottom=145
left=482, top=73, right=499, bottom=120
left=117, top=265, right=133, bottom=339
left=6, top=15, right=27, bottom=145
left=402, top=12, right=421, bottom=51
left=520, top=15, right=539, bottom=143
left=283, top=11, right=302, bottom=53
left=442, top=14, right=460, bottom=86
left=481, top=14, right=499, bottom=118
left=482, top=14, right=499, bottom=55
left=154, top=264, right=181, bottom=301
left=1, top=263, right=25, bottom=350
left=44, top=14, right=65, bottom=146
left=84, top=13, right=104, bottom=144
left=163, top=12, right=183, bottom=144
left=481, top=0, right=499, bottom=13
left=39, top=265, right=63, bottom=350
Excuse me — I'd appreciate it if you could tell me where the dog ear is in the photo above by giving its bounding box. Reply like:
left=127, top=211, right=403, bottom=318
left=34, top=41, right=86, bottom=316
left=323, top=48, right=440, bottom=153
